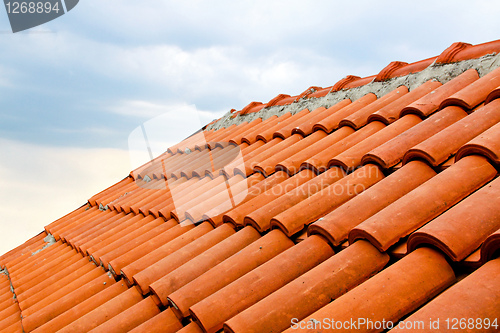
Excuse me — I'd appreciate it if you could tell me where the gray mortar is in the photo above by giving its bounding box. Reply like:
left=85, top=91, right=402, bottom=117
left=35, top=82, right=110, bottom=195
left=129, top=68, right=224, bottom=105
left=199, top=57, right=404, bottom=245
left=207, top=53, right=500, bottom=131
left=30, top=233, right=57, bottom=256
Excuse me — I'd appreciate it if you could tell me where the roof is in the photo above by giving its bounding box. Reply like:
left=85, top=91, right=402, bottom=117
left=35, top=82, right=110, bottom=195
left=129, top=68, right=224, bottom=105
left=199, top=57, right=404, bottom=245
left=1, top=39, right=500, bottom=333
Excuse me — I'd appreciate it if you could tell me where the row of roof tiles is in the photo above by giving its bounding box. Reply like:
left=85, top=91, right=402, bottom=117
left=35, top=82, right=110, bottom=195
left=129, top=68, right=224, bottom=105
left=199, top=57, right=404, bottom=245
left=0, top=40, right=499, bottom=333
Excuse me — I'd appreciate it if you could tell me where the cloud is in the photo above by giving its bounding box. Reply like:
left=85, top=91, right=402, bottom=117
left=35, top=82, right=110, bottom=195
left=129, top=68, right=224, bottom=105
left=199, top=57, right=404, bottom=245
left=0, top=138, right=130, bottom=255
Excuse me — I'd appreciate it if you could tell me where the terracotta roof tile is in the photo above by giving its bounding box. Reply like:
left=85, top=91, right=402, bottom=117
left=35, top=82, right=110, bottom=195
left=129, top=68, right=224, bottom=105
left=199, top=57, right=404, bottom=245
left=127, top=308, right=182, bottom=333
left=190, top=235, right=333, bottom=333
left=407, top=176, right=500, bottom=261
left=340, top=85, right=409, bottom=129
left=350, top=156, right=497, bottom=251
left=368, top=79, right=442, bottom=124
left=224, top=240, right=388, bottom=333
left=390, top=258, right=500, bottom=332
left=441, top=66, right=500, bottom=110
left=456, top=120, right=500, bottom=167
left=300, top=123, right=381, bottom=174
left=313, top=92, right=377, bottom=133
left=308, top=161, right=435, bottom=246
left=401, top=69, right=479, bottom=117
left=363, top=105, right=468, bottom=169
left=3, top=39, right=500, bottom=333
left=404, top=99, right=500, bottom=166
left=284, top=248, right=455, bottom=333
left=167, top=229, right=293, bottom=318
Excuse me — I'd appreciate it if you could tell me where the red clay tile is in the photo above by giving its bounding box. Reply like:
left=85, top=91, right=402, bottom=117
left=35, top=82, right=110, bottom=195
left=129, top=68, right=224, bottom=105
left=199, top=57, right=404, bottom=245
left=31, top=281, right=129, bottom=333
left=49, top=206, right=101, bottom=241
left=330, top=115, right=422, bottom=171
left=88, top=216, right=162, bottom=264
left=223, top=118, right=263, bottom=144
left=189, top=235, right=333, bottom=333
left=408, top=176, right=500, bottom=261
left=401, top=69, right=479, bottom=117
left=55, top=287, right=143, bottom=333
left=254, top=131, right=328, bottom=177
left=18, top=261, right=96, bottom=310
left=455, top=121, right=500, bottom=167
left=8, top=240, right=64, bottom=276
left=350, top=155, right=497, bottom=251
left=88, top=296, right=160, bottom=333
left=345, top=75, right=378, bottom=90
left=127, top=308, right=183, bottom=333
left=368, top=80, right=442, bottom=124
left=133, top=224, right=235, bottom=294
left=257, top=107, right=326, bottom=142
left=283, top=248, right=455, bottom=333
left=435, top=42, right=473, bottom=64
left=15, top=256, right=92, bottom=301
left=241, top=114, right=288, bottom=145
left=230, top=115, right=278, bottom=145
left=271, top=164, right=384, bottom=237
left=239, top=101, right=266, bottom=115
left=21, top=272, right=115, bottom=332
left=440, top=66, right=500, bottom=110
left=68, top=211, right=132, bottom=249
left=299, top=123, right=383, bottom=174
left=238, top=134, right=303, bottom=177
left=329, top=75, right=361, bottom=92
left=0, top=312, right=22, bottom=331
left=203, top=172, right=289, bottom=227
left=313, top=93, right=377, bottom=133
left=230, top=137, right=284, bottom=176
left=222, top=171, right=305, bottom=227
left=390, top=258, right=500, bottom=333
left=275, top=126, right=356, bottom=175
left=21, top=266, right=105, bottom=313
left=244, top=168, right=345, bottom=232
left=0, top=304, right=19, bottom=322
left=170, top=176, right=230, bottom=221
left=257, top=109, right=310, bottom=142
left=291, top=100, right=351, bottom=137
left=485, top=84, right=500, bottom=104
left=177, top=322, right=204, bottom=333
left=99, top=219, right=177, bottom=269
left=404, top=99, right=500, bottom=166
left=184, top=173, right=264, bottom=223
left=62, top=211, right=124, bottom=246
left=450, top=39, right=500, bottom=62
left=78, top=214, right=151, bottom=256
left=108, top=221, right=194, bottom=278
left=120, top=222, right=214, bottom=285
left=11, top=248, right=82, bottom=289
left=224, top=240, right=388, bottom=333
left=363, top=106, right=468, bottom=168
left=167, top=229, right=293, bottom=319
left=375, top=61, right=409, bottom=82
left=87, top=177, right=134, bottom=207
left=42, top=205, right=86, bottom=237
left=271, top=109, right=317, bottom=140
left=340, top=86, right=408, bottom=129
left=389, top=57, right=437, bottom=78
left=266, top=94, right=291, bottom=107
left=481, top=228, right=500, bottom=262
left=150, top=225, right=261, bottom=307
left=308, top=161, right=435, bottom=246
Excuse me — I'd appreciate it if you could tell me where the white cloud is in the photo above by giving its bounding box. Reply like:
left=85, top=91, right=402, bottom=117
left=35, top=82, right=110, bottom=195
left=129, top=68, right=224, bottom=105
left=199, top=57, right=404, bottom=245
left=0, top=139, right=130, bottom=255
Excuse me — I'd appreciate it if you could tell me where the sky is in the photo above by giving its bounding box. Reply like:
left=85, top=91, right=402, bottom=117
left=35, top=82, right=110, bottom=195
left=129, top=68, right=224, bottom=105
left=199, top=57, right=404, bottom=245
left=1, top=0, right=500, bottom=255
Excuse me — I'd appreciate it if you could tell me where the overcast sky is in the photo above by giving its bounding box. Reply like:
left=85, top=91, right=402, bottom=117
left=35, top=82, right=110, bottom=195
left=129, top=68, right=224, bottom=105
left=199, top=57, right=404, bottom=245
left=1, top=0, right=499, bottom=255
